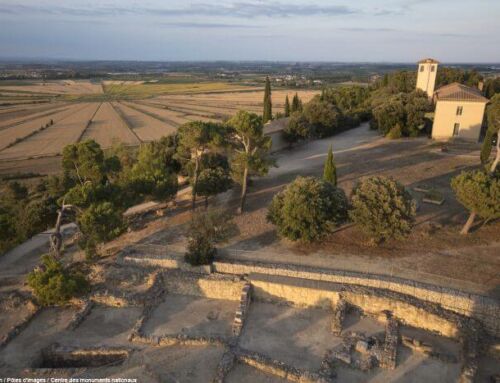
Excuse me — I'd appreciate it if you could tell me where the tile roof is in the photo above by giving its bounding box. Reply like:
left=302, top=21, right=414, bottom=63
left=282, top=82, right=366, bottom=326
left=434, top=82, right=489, bottom=102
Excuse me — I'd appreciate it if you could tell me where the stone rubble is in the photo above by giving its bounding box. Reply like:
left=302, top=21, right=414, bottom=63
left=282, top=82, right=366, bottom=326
left=379, top=315, right=399, bottom=369
left=232, top=282, right=252, bottom=336
left=331, top=297, right=347, bottom=336
left=66, top=300, right=94, bottom=331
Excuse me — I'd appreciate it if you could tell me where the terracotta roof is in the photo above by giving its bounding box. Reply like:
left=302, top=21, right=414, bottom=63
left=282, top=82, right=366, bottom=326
left=434, top=82, right=488, bottom=102
left=418, top=58, right=440, bottom=64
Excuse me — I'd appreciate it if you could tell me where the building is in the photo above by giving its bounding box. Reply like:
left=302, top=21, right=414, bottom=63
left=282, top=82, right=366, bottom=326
left=431, top=82, right=488, bottom=141
left=416, top=58, right=489, bottom=141
left=264, top=117, right=289, bottom=152
left=416, top=58, right=439, bottom=98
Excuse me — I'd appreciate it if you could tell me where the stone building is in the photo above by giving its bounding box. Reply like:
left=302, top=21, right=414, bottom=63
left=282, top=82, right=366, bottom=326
left=431, top=83, right=489, bottom=141
left=416, top=58, right=489, bottom=141
left=416, top=58, right=439, bottom=98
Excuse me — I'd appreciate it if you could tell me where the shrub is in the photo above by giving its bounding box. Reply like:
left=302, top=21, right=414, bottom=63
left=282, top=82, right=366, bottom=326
left=303, top=97, right=340, bottom=138
left=283, top=112, right=310, bottom=144
left=185, top=209, right=235, bottom=265
left=27, top=255, right=89, bottom=306
left=267, top=176, right=348, bottom=242
left=349, top=176, right=416, bottom=242
left=387, top=124, right=403, bottom=139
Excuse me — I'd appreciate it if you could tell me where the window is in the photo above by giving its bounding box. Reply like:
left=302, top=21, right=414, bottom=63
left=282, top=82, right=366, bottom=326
left=420, top=65, right=424, bottom=72
left=456, top=106, right=463, bottom=116
left=453, top=123, right=460, bottom=136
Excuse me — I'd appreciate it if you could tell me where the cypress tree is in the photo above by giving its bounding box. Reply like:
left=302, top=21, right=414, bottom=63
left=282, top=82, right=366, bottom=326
left=480, top=128, right=494, bottom=165
left=291, top=93, right=299, bottom=113
left=284, top=95, right=291, bottom=117
left=263, top=76, right=272, bottom=123
left=323, top=145, right=337, bottom=186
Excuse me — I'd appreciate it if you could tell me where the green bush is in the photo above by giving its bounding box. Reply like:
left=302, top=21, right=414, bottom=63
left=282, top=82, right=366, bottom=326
left=283, top=112, right=310, bottom=144
left=386, top=124, right=403, bottom=139
left=267, top=176, right=348, bottom=243
left=184, top=209, right=235, bottom=265
left=303, top=98, right=340, bottom=138
left=185, top=236, right=217, bottom=266
left=27, top=255, right=89, bottom=306
left=349, top=176, right=416, bottom=242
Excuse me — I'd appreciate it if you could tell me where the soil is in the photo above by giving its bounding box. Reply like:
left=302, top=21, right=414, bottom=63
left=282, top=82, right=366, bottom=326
left=142, top=294, right=237, bottom=338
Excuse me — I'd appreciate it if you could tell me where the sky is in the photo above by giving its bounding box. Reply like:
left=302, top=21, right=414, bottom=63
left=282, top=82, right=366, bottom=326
left=0, top=0, right=499, bottom=62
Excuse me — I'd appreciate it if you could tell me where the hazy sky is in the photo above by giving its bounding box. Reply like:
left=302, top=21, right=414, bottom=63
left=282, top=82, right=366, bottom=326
left=0, top=0, right=499, bottom=62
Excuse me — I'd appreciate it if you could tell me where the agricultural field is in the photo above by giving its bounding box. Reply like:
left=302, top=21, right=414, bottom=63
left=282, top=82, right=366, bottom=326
left=0, top=79, right=320, bottom=175
left=0, top=80, right=103, bottom=95
left=80, top=102, right=141, bottom=148
left=0, top=103, right=99, bottom=160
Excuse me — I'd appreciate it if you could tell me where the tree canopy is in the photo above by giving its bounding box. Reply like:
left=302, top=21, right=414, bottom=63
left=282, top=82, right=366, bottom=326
left=267, top=176, right=348, bottom=242
left=227, top=110, right=273, bottom=213
left=349, top=176, right=416, bottom=242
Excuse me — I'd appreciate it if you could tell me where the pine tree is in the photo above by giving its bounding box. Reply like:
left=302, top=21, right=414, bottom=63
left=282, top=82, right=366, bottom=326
left=263, top=76, right=272, bottom=123
left=284, top=95, right=291, bottom=117
left=323, top=145, right=337, bottom=186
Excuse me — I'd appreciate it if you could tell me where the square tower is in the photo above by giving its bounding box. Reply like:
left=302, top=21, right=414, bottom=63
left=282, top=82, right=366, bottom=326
left=416, top=58, right=439, bottom=98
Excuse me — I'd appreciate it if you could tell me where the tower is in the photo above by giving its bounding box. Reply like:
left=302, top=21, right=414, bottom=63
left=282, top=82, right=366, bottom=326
left=416, top=58, right=439, bottom=98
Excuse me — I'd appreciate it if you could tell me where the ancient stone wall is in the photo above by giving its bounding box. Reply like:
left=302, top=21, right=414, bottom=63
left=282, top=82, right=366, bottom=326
left=163, top=270, right=244, bottom=301
left=245, top=274, right=469, bottom=338
left=213, top=260, right=500, bottom=337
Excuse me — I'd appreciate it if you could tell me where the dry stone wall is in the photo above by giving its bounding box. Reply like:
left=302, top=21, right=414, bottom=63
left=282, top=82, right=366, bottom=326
left=163, top=270, right=244, bottom=301
left=232, top=282, right=253, bottom=337
left=0, top=300, right=39, bottom=350
left=213, top=260, right=500, bottom=337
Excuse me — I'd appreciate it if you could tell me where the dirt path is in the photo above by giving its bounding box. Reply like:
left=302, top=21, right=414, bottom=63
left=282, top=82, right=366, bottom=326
left=209, top=124, right=499, bottom=296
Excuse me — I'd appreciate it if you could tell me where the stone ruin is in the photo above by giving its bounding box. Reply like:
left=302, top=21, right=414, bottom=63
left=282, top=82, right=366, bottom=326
left=0, top=245, right=498, bottom=382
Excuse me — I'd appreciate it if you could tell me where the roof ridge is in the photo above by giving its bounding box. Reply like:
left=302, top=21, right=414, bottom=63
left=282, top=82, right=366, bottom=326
left=434, top=82, right=488, bottom=102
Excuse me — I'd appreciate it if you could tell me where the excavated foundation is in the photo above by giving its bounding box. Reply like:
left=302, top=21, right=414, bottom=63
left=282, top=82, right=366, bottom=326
left=39, top=343, right=131, bottom=368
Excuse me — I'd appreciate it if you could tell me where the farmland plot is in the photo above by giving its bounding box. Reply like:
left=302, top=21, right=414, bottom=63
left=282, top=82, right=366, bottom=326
left=124, top=101, right=190, bottom=126
left=0, top=102, right=67, bottom=121
left=0, top=103, right=100, bottom=160
left=157, top=90, right=319, bottom=114
left=0, top=104, right=79, bottom=151
left=153, top=99, right=247, bottom=117
left=0, top=104, right=70, bottom=130
left=112, top=102, right=177, bottom=141
left=0, top=80, right=103, bottom=95
left=81, top=102, right=141, bottom=148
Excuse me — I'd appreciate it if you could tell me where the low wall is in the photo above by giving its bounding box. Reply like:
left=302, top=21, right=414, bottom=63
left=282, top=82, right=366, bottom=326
left=214, top=260, right=499, bottom=337
left=163, top=270, right=244, bottom=301
left=250, top=273, right=461, bottom=338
